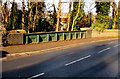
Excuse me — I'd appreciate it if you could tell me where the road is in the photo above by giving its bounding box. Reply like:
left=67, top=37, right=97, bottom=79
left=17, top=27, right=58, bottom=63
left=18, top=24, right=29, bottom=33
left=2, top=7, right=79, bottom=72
left=2, top=39, right=120, bottom=78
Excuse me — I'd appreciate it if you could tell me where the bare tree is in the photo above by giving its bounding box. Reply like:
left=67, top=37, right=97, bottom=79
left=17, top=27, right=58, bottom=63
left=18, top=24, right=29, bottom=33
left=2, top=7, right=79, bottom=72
left=27, top=1, right=32, bottom=33
left=67, top=1, right=72, bottom=31
left=1, top=1, right=10, bottom=29
left=33, top=2, right=38, bottom=32
left=71, top=1, right=81, bottom=31
left=111, top=2, right=117, bottom=29
left=22, top=0, right=25, bottom=30
left=56, top=0, right=61, bottom=32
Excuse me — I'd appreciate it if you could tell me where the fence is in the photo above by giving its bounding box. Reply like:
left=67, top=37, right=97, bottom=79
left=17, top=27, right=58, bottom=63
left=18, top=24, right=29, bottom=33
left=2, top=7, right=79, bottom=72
left=24, top=30, right=87, bottom=44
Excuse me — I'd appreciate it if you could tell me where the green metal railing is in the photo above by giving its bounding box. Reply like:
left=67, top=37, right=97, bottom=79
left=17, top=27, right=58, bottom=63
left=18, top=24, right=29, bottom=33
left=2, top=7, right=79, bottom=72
left=24, top=30, right=86, bottom=44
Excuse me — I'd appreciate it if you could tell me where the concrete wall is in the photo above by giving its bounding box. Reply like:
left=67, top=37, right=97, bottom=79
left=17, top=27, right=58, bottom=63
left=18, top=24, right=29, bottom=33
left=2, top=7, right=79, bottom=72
left=7, top=34, right=24, bottom=45
left=81, top=28, right=119, bottom=38
left=92, top=29, right=119, bottom=38
left=86, top=30, right=92, bottom=38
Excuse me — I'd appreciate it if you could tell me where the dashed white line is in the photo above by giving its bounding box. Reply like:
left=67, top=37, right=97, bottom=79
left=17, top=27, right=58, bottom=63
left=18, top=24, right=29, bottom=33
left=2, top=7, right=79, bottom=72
left=65, top=55, right=91, bottom=66
left=113, top=44, right=120, bottom=47
left=98, top=47, right=111, bottom=53
left=27, top=73, right=45, bottom=79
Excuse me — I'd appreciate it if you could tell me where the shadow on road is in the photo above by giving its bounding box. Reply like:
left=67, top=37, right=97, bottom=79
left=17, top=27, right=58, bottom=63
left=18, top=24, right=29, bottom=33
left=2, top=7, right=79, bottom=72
left=74, top=54, right=118, bottom=77
left=0, top=51, right=9, bottom=58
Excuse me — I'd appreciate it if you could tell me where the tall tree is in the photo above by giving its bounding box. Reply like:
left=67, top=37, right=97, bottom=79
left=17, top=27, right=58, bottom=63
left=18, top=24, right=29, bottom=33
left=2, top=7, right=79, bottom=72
left=86, top=2, right=95, bottom=27
left=118, top=1, right=120, bottom=16
left=71, top=1, right=84, bottom=31
left=10, top=0, right=15, bottom=29
left=95, top=2, right=110, bottom=16
left=27, top=2, right=45, bottom=32
left=111, top=2, right=117, bottom=29
left=1, top=1, right=10, bottom=29
left=56, top=0, right=61, bottom=32
left=95, top=2, right=110, bottom=29
left=33, top=2, right=38, bottom=31
left=27, top=1, right=32, bottom=33
left=52, top=4, right=57, bottom=27
left=117, top=1, right=120, bottom=28
left=67, top=1, right=72, bottom=31
left=22, top=0, right=25, bottom=30
left=71, top=2, right=81, bottom=31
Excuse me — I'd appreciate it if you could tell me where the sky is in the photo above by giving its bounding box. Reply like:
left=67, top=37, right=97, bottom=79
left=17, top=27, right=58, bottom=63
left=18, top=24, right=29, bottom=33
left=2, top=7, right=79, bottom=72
left=2, top=0, right=119, bottom=15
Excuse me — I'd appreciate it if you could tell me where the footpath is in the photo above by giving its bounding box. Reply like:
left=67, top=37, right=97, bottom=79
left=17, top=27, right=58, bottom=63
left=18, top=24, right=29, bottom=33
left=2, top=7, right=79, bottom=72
left=1, top=37, right=118, bottom=60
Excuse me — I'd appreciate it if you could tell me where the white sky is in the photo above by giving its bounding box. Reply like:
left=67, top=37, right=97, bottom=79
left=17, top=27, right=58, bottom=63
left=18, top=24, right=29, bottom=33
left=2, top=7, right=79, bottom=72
left=2, top=0, right=119, bottom=15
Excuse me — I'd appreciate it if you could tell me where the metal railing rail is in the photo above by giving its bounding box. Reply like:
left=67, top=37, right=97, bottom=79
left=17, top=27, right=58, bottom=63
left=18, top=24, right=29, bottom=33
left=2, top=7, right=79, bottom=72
left=24, top=30, right=86, bottom=44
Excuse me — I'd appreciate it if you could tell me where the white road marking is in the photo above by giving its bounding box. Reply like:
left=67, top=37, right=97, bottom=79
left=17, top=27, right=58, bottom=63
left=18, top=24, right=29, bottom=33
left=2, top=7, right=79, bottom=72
left=98, top=47, right=111, bottom=53
left=27, top=73, right=45, bottom=79
left=65, top=55, right=91, bottom=66
left=113, top=44, right=120, bottom=47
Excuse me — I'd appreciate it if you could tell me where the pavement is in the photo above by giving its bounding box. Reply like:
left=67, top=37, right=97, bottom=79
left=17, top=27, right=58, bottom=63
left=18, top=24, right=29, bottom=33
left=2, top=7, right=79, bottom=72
left=1, top=37, right=118, bottom=59
left=2, top=38, right=120, bottom=78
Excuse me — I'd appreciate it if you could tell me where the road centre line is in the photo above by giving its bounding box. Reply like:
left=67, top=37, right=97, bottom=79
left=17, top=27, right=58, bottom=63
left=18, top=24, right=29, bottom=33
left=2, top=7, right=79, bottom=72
left=27, top=73, right=45, bottom=79
left=98, top=47, right=111, bottom=53
left=65, top=55, right=91, bottom=66
left=113, top=44, right=120, bottom=47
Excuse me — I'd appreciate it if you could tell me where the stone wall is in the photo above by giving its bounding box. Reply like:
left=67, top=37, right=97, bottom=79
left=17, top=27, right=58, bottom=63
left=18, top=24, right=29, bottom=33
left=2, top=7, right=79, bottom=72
left=7, top=34, right=24, bottom=45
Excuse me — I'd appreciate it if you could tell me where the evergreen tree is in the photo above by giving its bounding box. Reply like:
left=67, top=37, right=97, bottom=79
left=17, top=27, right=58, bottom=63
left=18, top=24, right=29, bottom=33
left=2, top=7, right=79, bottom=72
left=95, top=2, right=110, bottom=30
left=95, top=2, right=110, bottom=16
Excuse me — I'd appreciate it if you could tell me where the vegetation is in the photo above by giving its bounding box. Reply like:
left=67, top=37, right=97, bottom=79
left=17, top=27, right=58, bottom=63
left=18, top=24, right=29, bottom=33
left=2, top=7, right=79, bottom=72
left=93, top=2, right=110, bottom=31
left=71, top=2, right=85, bottom=31
left=1, top=0, right=120, bottom=33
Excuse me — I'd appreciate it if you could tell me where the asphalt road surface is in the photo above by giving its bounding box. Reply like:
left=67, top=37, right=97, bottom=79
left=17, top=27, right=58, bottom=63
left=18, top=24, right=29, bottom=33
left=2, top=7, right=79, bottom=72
left=2, top=39, right=120, bottom=78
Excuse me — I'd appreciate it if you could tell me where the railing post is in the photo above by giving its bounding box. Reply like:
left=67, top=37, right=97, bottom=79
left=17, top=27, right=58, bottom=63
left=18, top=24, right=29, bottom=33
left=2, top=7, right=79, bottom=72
left=75, top=32, right=77, bottom=39
left=85, top=31, right=87, bottom=38
left=63, top=32, right=65, bottom=40
left=37, top=35, right=39, bottom=43
left=56, top=33, right=58, bottom=41
left=47, top=34, right=49, bottom=42
left=26, top=35, right=29, bottom=44
left=83, top=32, right=86, bottom=38
left=80, top=32, right=82, bottom=38
left=69, top=32, right=71, bottom=40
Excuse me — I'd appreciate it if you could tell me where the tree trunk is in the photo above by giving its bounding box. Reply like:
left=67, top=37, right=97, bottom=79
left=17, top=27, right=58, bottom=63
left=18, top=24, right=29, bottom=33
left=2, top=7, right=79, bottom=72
left=89, top=12, right=92, bottom=27
left=28, top=1, right=32, bottom=33
left=33, top=3, right=38, bottom=32
left=67, top=2, right=72, bottom=31
left=1, top=2, right=10, bottom=29
left=56, top=0, right=61, bottom=32
left=112, top=2, right=117, bottom=29
left=118, top=1, right=120, bottom=29
left=11, top=0, right=15, bottom=29
left=22, top=0, right=25, bottom=30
